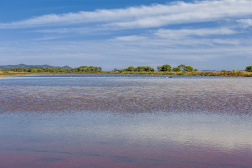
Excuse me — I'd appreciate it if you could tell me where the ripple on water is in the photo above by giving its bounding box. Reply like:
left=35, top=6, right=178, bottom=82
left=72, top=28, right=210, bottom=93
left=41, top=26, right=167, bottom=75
left=0, top=78, right=251, bottom=115
left=0, top=77, right=252, bottom=167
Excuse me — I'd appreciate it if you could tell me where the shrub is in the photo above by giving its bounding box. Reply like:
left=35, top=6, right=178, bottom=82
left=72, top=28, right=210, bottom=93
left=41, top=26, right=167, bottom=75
left=246, top=66, right=252, bottom=72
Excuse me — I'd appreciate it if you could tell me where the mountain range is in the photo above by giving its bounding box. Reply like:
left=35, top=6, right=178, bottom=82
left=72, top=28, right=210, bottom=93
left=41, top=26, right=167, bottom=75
left=0, top=64, right=72, bottom=69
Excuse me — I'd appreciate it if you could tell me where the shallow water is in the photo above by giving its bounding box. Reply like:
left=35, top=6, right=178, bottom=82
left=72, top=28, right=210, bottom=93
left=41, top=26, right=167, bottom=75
left=0, top=77, right=252, bottom=167
left=10, top=74, right=225, bottom=78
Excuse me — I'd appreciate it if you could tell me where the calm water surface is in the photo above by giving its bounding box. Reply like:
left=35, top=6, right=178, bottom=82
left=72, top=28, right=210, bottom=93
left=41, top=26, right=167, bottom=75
left=0, top=77, right=252, bottom=167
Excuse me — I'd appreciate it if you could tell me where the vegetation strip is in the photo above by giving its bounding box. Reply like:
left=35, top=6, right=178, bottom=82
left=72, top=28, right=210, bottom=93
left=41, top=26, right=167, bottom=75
left=1, top=64, right=252, bottom=77
left=0, top=76, right=229, bottom=79
left=0, top=77, right=167, bottom=79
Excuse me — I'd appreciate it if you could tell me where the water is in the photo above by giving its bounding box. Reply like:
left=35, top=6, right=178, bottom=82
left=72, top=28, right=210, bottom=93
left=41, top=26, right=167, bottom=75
left=11, top=74, right=224, bottom=78
left=0, top=77, right=252, bottom=167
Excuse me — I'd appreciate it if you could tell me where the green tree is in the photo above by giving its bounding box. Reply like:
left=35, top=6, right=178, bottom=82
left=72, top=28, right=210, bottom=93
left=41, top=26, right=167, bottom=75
left=5, top=65, right=103, bottom=74
left=41, top=67, right=48, bottom=72
left=16, top=67, right=24, bottom=72
left=194, top=69, right=198, bottom=71
left=157, top=64, right=172, bottom=72
left=52, top=67, right=59, bottom=73
left=119, top=69, right=125, bottom=73
left=112, top=68, right=118, bottom=72
left=127, top=66, right=135, bottom=72
left=30, top=68, right=37, bottom=73
left=144, top=66, right=154, bottom=72
left=246, top=66, right=252, bottom=72
left=178, top=64, right=186, bottom=72
left=185, top=66, right=194, bottom=72
left=136, top=66, right=145, bottom=72
left=37, top=69, right=43, bottom=73
left=172, top=67, right=181, bottom=72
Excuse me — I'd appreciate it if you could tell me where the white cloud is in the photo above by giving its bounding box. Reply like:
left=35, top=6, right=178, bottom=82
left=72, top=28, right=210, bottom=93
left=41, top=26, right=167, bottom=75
left=155, top=28, right=237, bottom=39
left=1, top=0, right=252, bottom=70
left=34, top=28, right=94, bottom=34
left=30, top=36, right=66, bottom=41
left=112, top=27, right=241, bottom=47
left=237, top=19, right=252, bottom=27
left=1, top=0, right=252, bottom=29
left=212, top=39, right=240, bottom=45
left=115, top=35, right=147, bottom=41
left=1, top=33, right=251, bottom=65
left=35, top=28, right=72, bottom=33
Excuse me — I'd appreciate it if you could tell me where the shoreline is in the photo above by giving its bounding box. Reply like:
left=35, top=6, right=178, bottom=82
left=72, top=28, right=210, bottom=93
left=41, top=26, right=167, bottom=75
left=0, top=71, right=251, bottom=77
left=0, top=75, right=238, bottom=79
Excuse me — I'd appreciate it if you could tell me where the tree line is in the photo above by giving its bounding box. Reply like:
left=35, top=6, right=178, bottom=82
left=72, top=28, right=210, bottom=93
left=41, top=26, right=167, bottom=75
left=4, top=66, right=102, bottom=73
left=2, top=64, right=252, bottom=73
left=157, top=64, right=198, bottom=72
left=113, top=64, right=198, bottom=73
left=112, top=66, right=155, bottom=73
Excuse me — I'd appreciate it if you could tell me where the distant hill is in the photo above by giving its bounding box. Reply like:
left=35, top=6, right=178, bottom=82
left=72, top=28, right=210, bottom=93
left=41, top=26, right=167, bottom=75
left=0, top=64, right=72, bottom=70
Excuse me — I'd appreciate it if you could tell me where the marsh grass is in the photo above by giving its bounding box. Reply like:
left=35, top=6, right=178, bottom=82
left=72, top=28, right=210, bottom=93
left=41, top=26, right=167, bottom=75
left=179, top=70, right=252, bottom=77
left=0, top=70, right=30, bottom=76
left=1, top=70, right=251, bottom=77
left=108, top=71, right=252, bottom=77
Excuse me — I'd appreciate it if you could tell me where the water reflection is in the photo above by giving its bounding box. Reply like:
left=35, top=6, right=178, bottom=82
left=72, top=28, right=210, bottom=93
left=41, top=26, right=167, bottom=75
left=0, top=78, right=252, bottom=167
left=1, top=112, right=252, bottom=167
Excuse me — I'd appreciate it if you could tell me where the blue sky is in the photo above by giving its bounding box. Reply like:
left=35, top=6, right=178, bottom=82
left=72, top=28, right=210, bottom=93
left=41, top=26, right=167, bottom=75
left=1, top=0, right=252, bottom=71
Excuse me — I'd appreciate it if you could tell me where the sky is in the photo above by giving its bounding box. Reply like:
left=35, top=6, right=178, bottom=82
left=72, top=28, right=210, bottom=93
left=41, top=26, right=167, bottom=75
left=0, top=0, right=252, bottom=71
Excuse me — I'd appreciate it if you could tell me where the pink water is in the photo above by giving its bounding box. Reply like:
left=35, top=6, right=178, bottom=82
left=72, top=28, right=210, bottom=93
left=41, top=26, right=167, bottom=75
left=0, top=77, right=252, bottom=167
